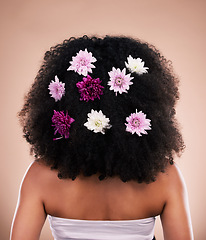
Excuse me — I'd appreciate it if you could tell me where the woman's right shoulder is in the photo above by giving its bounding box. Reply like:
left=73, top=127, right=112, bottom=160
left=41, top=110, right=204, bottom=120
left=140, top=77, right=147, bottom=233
left=158, top=163, right=186, bottom=193
left=151, top=163, right=188, bottom=207
left=159, top=164, right=194, bottom=239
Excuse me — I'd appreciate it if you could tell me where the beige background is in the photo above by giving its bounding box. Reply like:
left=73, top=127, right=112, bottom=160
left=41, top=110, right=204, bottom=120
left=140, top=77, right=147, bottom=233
left=1, top=0, right=205, bottom=239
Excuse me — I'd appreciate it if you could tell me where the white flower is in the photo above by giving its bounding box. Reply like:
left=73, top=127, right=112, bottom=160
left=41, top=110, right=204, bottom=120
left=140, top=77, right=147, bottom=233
left=125, top=55, right=149, bottom=75
left=84, top=109, right=112, bottom=134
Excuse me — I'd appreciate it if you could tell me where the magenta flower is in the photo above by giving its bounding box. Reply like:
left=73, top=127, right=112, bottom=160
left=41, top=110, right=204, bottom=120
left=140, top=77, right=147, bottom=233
left=125, top=109, right=151, bottom=136
left=108, top=67, right=134, bottom=96
left=76, top=75, right=104, bottom=102
left=52, top=110, right=75, bottom=140
left=67, top=48, right=97, bottom=76
left=48, top=76, right=65, bottom=102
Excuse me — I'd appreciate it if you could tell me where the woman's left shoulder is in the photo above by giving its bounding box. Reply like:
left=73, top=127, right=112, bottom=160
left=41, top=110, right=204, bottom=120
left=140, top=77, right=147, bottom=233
left=20, top=160, right=55, bottom=193
left=25, top=160, right=51, bottom=177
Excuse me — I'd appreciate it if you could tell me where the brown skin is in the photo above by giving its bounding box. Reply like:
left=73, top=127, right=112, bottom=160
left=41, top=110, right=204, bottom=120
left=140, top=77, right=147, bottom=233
left=10, top=161, right=193, bottom=240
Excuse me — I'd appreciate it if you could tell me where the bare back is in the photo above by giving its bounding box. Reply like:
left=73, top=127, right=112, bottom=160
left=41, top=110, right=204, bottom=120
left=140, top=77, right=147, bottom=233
left=10, top=161, right=193, bottom=240
left=30, top=161, right=168, bottom=220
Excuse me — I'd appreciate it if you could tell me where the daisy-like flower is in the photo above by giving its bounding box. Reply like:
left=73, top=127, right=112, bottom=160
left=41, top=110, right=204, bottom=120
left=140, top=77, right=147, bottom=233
left=67, top=48, right=97, bottom=76
left=108, top=67, right=134, bottom=95
left=76, top=75, right=104, bottom=102
left=52, top=110, right=75, bottom=140
left=125, top=109, right=151, bottom=136
left=84, top=109, right=112, bottom=134
left=48, top=76, right=65, bottom=102
left=125, top=55, right=149, bottom=75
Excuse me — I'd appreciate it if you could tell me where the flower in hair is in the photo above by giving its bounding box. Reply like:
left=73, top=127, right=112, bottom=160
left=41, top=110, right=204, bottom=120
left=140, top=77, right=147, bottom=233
left=67, top=48, right=97, bottom=76
left=52, top=110, right=75, bottom=140
left=125, top=55, right=149, bottom=75
left=108, top=67, right=134, bottom=95
left=76, top=75, right=104, bottom=102
left=125, top=109, right=151, bottom=136
left=48, top=76, right=65, bottom=102
left=84, top=109, right=112, bottom=134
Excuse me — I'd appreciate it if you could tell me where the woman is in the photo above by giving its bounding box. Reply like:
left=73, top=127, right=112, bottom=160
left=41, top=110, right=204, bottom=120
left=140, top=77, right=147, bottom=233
left=10, top=36, right=193, bottom=240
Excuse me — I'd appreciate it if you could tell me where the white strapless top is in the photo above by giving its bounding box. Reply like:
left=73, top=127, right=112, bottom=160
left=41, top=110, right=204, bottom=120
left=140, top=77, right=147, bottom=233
left=48, top=215, right=155, bottom=240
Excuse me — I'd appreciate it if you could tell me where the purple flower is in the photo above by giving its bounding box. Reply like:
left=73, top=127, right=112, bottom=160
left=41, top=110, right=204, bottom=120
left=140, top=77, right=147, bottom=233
left=76, top=75, right=104, bottom=102
left=125, top=109, right=151, bottom=136
left=52, top=110, right=75, bottom=140
left=48, top=76, right=65, bottom=102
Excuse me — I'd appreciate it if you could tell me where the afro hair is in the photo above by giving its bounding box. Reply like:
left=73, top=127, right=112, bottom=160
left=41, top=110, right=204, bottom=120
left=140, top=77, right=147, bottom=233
left=19, top=35, right=184, bottom=183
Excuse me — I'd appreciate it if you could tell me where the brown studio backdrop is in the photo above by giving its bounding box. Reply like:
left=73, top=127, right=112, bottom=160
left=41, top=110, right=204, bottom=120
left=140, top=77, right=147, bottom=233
left=0, top=0, right=206, bottom=239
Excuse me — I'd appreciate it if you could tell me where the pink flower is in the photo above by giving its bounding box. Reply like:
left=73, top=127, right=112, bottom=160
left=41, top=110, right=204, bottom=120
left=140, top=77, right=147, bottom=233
left=67, top=49, right=97, bottom=76
left=52, top=110, right=75, bottom=140
left=125, top=109, right=151, bottom=136
left=108, top=67, right=134, bottom=95
left=76, top=75, right=104, bottom=102
left=48, top=76, right=65, bottom=102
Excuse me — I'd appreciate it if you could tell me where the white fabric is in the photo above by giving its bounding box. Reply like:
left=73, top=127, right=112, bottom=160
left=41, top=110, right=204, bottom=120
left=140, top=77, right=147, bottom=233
left=48, top=215, right=155, bottom=240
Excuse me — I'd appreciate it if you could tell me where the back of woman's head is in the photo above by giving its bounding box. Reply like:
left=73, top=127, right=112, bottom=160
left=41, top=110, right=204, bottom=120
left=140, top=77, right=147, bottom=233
left=19, top=35, right=184, bottom=183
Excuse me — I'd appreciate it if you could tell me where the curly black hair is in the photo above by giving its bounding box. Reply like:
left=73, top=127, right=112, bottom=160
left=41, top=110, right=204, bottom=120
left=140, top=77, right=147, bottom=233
left=19, top=35, right=184, bottom=183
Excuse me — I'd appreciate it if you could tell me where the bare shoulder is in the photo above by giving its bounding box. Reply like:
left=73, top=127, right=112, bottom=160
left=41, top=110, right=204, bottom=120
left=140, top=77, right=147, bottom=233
left=20, top=160, right=56, bottom=194
left=27, top=160, right=53, bottom=175
left=23, top=160, right=51, bottom=179
left=160, top=163, right=186, bottom=193
left=10, top=161, right=51, bottom=240
left=165, top=163, right=183, bottom=178
left=159, top=163, right=194, bottom=239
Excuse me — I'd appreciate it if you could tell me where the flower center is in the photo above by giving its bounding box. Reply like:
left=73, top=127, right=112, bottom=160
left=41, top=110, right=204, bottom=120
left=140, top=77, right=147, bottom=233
left=115, top=77, right=123, bottom=86
left=80, top=58, right=87, bottom=66
left=95, top=120, right=102, bottom=127
left=132, top=118, right=140, bottom=127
